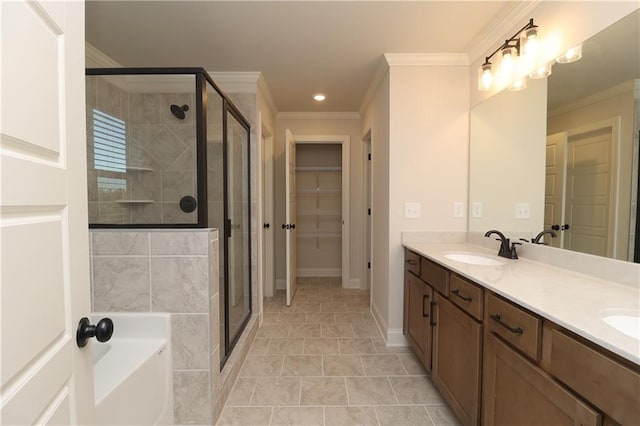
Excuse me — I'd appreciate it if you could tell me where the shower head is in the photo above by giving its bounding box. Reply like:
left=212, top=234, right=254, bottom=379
left=170, top=104, right=189, bottom=120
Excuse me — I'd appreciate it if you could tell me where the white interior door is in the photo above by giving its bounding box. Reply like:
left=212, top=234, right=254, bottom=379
left=285, top=129, right=297, bottom=306
left=1, top=1, right=94, bottom=424
left=564, top=127, right=615, bottom=257
left=262, top=133, right=274, bottom=298
left=545, top=132, right=567, bottom=248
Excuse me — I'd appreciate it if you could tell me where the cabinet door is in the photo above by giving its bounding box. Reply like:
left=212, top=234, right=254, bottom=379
left=406, top=272, right=433, bottom=371
left=483, top=334, right=601, bottom=426
left=432, top=294, right=482, bottom=426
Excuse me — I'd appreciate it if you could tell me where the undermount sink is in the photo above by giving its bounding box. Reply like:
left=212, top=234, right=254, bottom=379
left=443, top=252, right=504, bottom=266
left=601, top=311, right=640, bottom=340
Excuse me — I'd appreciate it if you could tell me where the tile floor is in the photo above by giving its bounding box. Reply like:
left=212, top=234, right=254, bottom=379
left=217, top=277, right=460, bottom=425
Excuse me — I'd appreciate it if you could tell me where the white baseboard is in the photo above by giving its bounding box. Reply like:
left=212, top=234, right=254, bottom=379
left=371, top=298, right=408, bottom=347
left=296, top=268, right=341, bottom=277
left=345, top=278, right=360, bottom=289
left=276, top=279, right=285, bottom=290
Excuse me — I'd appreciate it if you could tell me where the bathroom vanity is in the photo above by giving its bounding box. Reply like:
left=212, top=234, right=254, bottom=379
left=403, top=243, right=640, bottom=426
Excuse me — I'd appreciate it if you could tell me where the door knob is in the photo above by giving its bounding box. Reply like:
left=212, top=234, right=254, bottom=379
left=76, top=317, right=114, bottom=348
left=264, top=223, right=270, bottom=229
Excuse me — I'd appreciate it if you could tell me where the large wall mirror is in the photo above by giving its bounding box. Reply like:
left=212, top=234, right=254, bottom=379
left=469, top=8, right=640, bottom=263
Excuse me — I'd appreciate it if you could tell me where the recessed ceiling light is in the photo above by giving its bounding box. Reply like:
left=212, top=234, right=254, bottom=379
left=313, top=94, right=326, bottom=102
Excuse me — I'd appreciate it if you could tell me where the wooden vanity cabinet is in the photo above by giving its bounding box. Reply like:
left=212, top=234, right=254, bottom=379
left=432, top=292, right=482, bottom=426
left=404, top=249, right=433, bottom=371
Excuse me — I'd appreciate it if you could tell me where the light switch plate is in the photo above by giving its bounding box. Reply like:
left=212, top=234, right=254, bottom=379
left=471, top=202, right=482, bottom=218
left=404, top=202, right=421, bottom=219
left=453, top=202, right=464, bottom=218
left=515, top=203, right=530, bottom=219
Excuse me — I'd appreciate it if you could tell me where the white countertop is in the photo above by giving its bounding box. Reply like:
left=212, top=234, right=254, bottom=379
left=403, top=242, right=640, bottom=366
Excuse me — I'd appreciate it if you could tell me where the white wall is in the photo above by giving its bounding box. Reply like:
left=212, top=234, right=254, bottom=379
left=361, top=62, right=469, bottom=343
left=274, top=114, right=364, bottom=288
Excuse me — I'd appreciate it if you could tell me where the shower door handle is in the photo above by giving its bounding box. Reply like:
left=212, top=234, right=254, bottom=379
left=225, top=219, right=232, bottom=238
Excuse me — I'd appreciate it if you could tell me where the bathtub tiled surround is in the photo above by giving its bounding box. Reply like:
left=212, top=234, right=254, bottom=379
left=90, top=229, right=219, bottom=425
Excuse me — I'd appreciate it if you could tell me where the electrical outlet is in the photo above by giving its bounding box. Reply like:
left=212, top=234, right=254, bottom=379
left=515, top=203, right=530, bottom=219
left=404, top=202, right=421, bottom=219
left=471, top=202, right=482, bottom=218
left=453, top=202, right=464, bottom=218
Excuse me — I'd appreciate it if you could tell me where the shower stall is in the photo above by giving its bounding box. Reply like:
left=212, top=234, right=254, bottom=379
left=86, top=68, right=251, bottom=366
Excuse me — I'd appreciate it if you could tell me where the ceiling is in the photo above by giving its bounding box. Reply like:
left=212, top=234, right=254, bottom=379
left=85, top=1, right=519, bottom=112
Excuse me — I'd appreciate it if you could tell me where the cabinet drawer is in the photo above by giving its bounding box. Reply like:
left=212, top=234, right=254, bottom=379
left=486, top=293, right=541, bottom=360
left=421, top=257, right=449, bottom=296
left=549, top=329, right=640, bottom=425
left=404, top=249, right=421, bottom=276
left=449, top=274, right=483, bottom=321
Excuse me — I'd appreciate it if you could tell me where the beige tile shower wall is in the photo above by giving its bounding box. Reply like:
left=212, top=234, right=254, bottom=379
left=86, top=76, right=198, bottom=225
left=90, top=229, right=219, bottom=426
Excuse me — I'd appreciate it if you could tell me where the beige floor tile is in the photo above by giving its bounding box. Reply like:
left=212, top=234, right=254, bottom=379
left=250, top=338, right=271, bottom=354
left=270, top=407, right=323, bottom=426
left=304, top=338, right=340, bottom=354
left=296, top=287, right=320, bottom=297
left=250, top=378, right=301, bottom=406
left=281, top=355, right=323, bottom=376
left=319, top=287, right=341, bottom=297
left=306, top=295, right=332, bottom=303
left=345, top=377, right=397, bottom=405
left=266, top=338, right=305, bottom=354
left=389, top=376, right=444, bottom=404
left=324, top=406, right=378, bottom=426
left=375, top=405, right=433, bottom=426
left=323, top=355, right=364, bottom=376
left=278, top=313, right=308, bottom=324
left=294, top=302, right=321, bottom=313
left=300, top=377, right=348, bottom=406
left=361, top=355, right=407, bottom=376
left=217, top=407, right=272, bottom=426
left=306, top=313, right=335, bottom=324
left=257, top=324, right=290, bottom=338
left=226, top=378, right=257, bottom=406
left=264, top=303, right=286, bottom=313
left=263, top=313, right=280, bottom=324
left=240, top=355, right=284, bottom=377
left=321, top=302, right=349, bottom=313
left=339, top=338, right=377, bottom=354
left=334, top=313, right=366, bottom=324
left=425, top=405, right=461, bottom=425
left=397, top=353, right=428, bottom=375
left=292, top=295, right=309, bottom=303
left=321, top=324, right=354, bottom=338
left=346, top=302, right=371, bottom=313
left=331, top=295, right=356, bottom=303
left=289, top=324, right=322, bottom=338
left=352, top=321, right=382, bottom=338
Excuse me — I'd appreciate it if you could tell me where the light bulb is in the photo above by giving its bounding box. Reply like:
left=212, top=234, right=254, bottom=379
left=508, top=77, right=528, bottom=92
left=477, top=62, right=493, bottom=91
left=529, top=61, right=553, bottom=79
left=521, top=26, right=539, bottom=57
left=497, top=46, right=517, bottom=86
left=556, top=44, right=582, bottom=64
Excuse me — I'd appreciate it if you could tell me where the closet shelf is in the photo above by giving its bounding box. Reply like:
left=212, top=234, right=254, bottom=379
left=296, top=167, right=342, bottom=172
left=297, top=233, right=341, bottom=239
left=116, top=200, right=155, bottom=204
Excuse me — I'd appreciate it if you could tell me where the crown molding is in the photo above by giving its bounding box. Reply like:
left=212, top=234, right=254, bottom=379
left=358, top=57, right=390, bottom=116
left=257, top=74, right=278, bottom=116
left=277, top=112, right=361, bottom=120
left=548, top=79, right=639, bottom=118
left=209, top=71, right=260, bottom=94
left=467, top=1, right=541, bottom=65
left=85, top=42, right=122, bottom=68
left=384, top=53, right=469, bottom=66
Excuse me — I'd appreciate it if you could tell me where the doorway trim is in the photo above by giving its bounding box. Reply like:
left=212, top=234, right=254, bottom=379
left=294, top=134, right=351, bottom=288
left=362, top=128, right=373, bottom=292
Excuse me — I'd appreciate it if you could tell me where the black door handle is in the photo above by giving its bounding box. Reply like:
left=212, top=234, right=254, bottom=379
left=77, top=317, right=114, bottom=347
left=551, top=224, right=560, bottom=231
left=282, top=224, right=290, bottom=229
left=264, top=223, right=270, bottom=229
left=290, top=224, right=296, bottom=230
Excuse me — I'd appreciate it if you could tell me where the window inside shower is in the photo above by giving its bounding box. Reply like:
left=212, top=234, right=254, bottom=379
left=86, top=68, right=252, bottom=368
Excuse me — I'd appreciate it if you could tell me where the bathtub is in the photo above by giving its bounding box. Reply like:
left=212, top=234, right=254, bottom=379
left=91, top=313, right=173, bottom=425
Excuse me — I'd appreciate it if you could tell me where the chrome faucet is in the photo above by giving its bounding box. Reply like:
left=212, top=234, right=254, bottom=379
left=484, top=229, right=520, bottom=259
left=532, top=229, right=557, bottom=245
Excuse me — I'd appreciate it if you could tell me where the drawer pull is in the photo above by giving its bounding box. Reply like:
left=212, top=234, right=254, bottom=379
left=451, top=288, right=472, bottom=302
left=490, top=313, right=523, bottom=335
left=422, top=294, right=429, bottom=318
left=406, top=259, right=417, bottom=266
left=430, top=301, right=437, bottom=326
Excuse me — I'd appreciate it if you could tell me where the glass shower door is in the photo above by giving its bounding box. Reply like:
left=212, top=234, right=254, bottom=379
left=224, top=106, right=251, bottom=358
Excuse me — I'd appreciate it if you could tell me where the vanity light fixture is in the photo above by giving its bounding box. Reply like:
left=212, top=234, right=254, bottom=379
left=556, top=44, right=582, bottom=64
left=313, top=94, right=326, bottom=102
